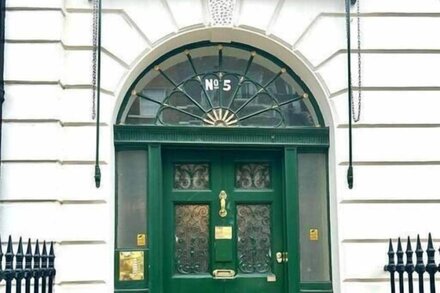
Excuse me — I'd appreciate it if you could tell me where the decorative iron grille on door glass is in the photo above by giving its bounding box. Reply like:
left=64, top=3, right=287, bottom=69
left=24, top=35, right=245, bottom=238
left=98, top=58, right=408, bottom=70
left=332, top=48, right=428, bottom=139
left=118, top=44, right=322, bottom=128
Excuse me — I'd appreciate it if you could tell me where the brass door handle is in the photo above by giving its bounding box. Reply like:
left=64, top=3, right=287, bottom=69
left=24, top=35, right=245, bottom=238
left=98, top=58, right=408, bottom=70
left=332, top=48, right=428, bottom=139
left=219, top=190, right=227, bottom=217
left=283, top=252, right=288, bottom=263
left=276, top=251, right=288, bottom=264
left=276, top=252, right=283, bottom=263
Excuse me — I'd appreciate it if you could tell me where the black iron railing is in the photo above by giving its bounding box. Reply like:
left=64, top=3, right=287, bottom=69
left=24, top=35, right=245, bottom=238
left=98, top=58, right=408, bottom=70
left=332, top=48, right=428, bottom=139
left=0, top=236, right=56, bottom=293
left=384, top=233, right=439, bottom=293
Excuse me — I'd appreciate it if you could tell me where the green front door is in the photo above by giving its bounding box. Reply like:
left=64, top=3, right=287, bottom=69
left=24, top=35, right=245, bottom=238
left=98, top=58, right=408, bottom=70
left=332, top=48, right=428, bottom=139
left=163, top=149, right=286, bottom=292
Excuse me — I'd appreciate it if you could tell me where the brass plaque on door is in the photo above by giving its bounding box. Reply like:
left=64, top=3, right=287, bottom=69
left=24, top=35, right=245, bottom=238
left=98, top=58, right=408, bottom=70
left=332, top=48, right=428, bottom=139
left=215, top=226, right=232, bottom=239
left=119, top=251, right=144, bottom=281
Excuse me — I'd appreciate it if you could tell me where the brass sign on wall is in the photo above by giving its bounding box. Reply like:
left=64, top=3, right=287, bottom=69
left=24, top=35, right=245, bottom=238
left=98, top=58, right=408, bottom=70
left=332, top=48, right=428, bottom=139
left=309, top=229, right=319, bottom=241
left=119, top=251, right=144, bottom=281
left=215, top=226, right=232, bottom=239
left=137, top=234, right=146, bottom=246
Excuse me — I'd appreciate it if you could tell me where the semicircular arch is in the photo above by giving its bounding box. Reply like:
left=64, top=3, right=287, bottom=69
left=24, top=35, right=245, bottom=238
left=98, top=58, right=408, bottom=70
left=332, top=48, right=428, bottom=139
left=116, top=42, right=325, bottom=129
left=112, top=27, right=335, bottom=130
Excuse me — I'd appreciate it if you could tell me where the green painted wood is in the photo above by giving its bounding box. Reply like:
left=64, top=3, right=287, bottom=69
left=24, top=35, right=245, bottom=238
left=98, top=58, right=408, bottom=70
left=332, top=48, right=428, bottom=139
left=163, top=149, right=223, bottom=293
left=148, top=145, right=163, bottom=293
left=300, top=282, right=333, bottom=291
left=299, top=289, right=333, bottom=293
left=223, top=150, right=285, bottom=293
left=115, top=289, right=150, bottom=293
left=114, top=125, right=329, bottom=147
left=162, top=149, right=286, bottom=293
left=114, top=145, right=333, bottom=293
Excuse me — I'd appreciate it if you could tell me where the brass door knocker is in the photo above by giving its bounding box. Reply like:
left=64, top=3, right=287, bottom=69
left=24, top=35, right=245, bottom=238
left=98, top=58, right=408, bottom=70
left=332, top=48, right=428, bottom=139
left=219, top=190, right=227, bottom=217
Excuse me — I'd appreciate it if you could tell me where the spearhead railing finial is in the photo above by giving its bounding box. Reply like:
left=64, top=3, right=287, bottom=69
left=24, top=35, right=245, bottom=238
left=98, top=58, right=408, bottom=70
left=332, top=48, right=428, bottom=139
left=405, top=236, right=415, bottom=293
left=4, top=236, right=14, bottom=292
left=426, top=233, right=437, bottom=292
left=0, top=236, right=56, bottom=292
left=396, top=238, right=405, bottom=293
left=5, top=236, right=14, bottom=277
left=396, top=237, right=404, bottom=269
left=33, top=240, right=42, bottom=293
left=15, top=237, right=24, bottom=281
left=384, top=239, right=396, bottom=293
left=42, top=241, right=49, bottom=293
left=48, top=242, right=56, bottom=293
left=415, top=234, right=426, bottom=272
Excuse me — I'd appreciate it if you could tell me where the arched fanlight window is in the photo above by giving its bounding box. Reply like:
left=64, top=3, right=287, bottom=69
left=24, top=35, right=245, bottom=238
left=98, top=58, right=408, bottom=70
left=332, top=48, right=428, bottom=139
left=117, top=43, right=323, bottom=128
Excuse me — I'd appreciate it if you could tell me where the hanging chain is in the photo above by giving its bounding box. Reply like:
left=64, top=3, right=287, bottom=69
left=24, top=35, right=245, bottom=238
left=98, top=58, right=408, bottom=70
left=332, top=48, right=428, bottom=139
left=91, top=0, right=99, bottom=120
left=351, top=0, right=362, bottom=122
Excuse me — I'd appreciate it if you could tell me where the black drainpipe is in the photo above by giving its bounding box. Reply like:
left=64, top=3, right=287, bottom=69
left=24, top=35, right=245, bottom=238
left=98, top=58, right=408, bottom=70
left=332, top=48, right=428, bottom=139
left=0, top=0, right=6, bottom=177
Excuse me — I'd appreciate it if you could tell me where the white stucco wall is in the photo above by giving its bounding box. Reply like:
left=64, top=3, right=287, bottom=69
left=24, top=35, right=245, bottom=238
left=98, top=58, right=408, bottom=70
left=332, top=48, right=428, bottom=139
left=2, top=0, right=440, bottom=292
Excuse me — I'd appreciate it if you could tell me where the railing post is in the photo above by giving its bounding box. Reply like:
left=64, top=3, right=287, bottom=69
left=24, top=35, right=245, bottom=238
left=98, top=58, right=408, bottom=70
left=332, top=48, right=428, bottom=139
left=24, top=239, right=32, bottom=293
left=41, top=242, right=48, bottom=293
left=33, top=240, right=41, bottom=293
left=15, top=237, right=25, bottom=293
left=405, top=237, right=414, bottom=293
left=396, top=238, right=405, bottom=293
left=5, top=236, right=14, bottom=293
left=48, top=242, right=56, bottom=293
left=415, top=235, right=425, bottom=293
left=426, top=233, right=437, bottom=293
left=384, top=239, right=396, bottom=293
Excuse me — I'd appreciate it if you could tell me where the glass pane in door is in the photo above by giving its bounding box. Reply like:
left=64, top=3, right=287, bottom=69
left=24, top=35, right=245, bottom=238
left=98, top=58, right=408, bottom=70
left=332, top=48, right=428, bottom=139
left=235, top=163, right=271, bottom=189
left=237, top=204, right=272, bottom=274
left=175, top=205, right=210, bottom=274
left=174, top=164, right=210, bottom=190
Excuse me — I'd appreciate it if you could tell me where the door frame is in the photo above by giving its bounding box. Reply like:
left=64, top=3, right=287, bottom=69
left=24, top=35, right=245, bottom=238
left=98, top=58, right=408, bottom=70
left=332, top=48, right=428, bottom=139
left=114, top=125, right=331, bottom=293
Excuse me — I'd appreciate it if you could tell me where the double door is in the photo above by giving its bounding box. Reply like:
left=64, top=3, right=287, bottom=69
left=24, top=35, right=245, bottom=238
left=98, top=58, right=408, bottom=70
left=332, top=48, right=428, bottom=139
left=163, top=149, right=286, bottom=292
